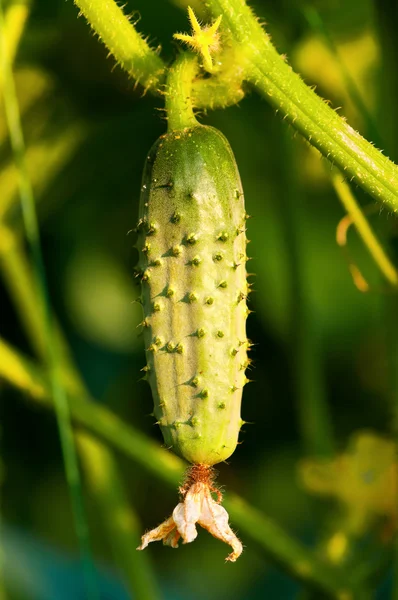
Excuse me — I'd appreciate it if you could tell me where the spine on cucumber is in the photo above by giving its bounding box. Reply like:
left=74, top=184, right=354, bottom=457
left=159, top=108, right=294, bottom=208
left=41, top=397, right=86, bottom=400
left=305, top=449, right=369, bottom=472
left=136, top=124, right=249, bottom=466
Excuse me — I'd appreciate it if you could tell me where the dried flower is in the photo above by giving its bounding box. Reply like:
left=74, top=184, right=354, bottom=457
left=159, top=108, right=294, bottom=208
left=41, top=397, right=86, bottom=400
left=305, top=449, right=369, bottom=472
left=137, top=465, right=242, bottom=561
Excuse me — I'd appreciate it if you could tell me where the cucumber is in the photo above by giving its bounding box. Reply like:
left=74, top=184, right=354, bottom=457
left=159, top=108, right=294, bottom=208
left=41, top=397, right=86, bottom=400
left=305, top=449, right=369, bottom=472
left=136, top=124, right=249, bottom=466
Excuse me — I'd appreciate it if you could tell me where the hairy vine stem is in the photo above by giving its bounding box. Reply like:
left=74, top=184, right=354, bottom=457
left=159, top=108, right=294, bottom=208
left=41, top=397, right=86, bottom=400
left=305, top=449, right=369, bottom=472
left=72, top=0, right=398, bottom=212
left=207, top=0, right=398, bottom=212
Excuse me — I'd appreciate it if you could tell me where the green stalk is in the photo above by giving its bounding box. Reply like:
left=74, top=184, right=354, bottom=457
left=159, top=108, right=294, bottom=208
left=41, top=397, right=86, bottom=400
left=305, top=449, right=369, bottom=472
left=73, top=0, right=165, bottom=92
left=207, top=0, right=398, bottom=212
left=331, top=174, right=398, bottom=288
left=0, top=338, right=368, bottom=599
left=0, top=5, right=98, bottom=598
left=71, top=0, right=245, bottom=108
left=78, top=434, right=162, bottom=600
left=70, top=0, right=398, bottom=210
left=166, top=52, right=199, bottom=130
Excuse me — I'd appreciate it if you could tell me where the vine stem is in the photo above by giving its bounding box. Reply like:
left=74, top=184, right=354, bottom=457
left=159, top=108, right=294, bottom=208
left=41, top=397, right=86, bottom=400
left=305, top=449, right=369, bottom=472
left=0, top=338, right=368, bottom=599
left=71, top=0, right=398, bottom=212
left=166, top=52, right=199, bottom=130
left=206, top=0, right=398, bottom=212
left=74, top=0, right=243, bottom=108
left=0, top=4, right=98, bottom=598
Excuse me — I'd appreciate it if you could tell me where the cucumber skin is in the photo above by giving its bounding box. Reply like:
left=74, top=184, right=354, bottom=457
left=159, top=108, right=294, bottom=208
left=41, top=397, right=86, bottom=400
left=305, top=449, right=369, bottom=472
left=137, top=125, right=248, bottom=466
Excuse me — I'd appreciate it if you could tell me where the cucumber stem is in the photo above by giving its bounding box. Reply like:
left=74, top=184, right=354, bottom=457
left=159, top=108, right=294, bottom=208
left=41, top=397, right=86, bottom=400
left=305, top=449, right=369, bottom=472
left=166, top=53, right=199, bottom=131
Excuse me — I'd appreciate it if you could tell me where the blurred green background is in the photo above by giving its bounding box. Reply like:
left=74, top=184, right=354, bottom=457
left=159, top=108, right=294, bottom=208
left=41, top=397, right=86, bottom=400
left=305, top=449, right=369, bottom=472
left=1, top=0, right=398, bottom=598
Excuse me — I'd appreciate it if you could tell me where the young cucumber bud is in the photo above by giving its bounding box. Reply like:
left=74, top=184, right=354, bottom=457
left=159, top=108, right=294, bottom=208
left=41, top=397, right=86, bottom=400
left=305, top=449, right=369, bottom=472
left=137, top=124, right=248, bottom=466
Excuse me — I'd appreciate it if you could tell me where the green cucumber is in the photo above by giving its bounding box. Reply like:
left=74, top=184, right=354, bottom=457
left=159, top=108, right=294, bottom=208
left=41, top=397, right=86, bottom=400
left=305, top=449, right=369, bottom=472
left=136, top=124, right=249, bottom=466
